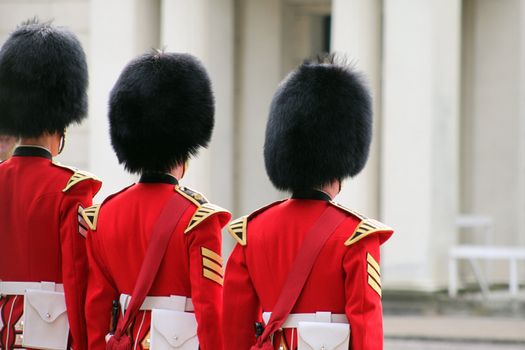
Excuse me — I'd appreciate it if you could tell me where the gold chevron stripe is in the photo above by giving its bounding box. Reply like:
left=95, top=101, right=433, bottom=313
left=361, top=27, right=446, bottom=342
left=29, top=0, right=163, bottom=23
left=367, top=253, right=380, bottom=273
left=368, top=275, right=382, bottom=297
left=78, top=220, right=88, bottom=231
left=367, top=264, right=381, bottom=286
left=201, top=247, right=223, bottom=265
left=203, top=257, right=224, bottom=276
left=203, top=268, right=223, bottom=286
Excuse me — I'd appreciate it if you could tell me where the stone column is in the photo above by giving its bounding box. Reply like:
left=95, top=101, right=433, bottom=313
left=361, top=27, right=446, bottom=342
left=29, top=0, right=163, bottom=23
left=331, top=0, right=382, bottom=218
left=235, top=0, right=283, bottom=215
left=161, top=0, right=235, bottom=253
left=89, top=0, right=160, bottom=200
left=519, top=1, right=525, bottom=246
left=381, top=0, right=461, bottom=290
left=160, top=0, right=234, bottom=209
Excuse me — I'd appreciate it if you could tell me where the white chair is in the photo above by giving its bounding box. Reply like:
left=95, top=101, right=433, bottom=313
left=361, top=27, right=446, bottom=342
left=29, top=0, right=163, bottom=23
left=449, top=245, right=525, bottom=298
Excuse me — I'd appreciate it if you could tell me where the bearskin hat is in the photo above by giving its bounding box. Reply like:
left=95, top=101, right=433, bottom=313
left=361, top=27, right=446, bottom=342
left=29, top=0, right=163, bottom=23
left=264, top=54, right=372, bottom=192
left=0, top=19, right=88, bottom=137
left=109, top=51, right=214, bottom=174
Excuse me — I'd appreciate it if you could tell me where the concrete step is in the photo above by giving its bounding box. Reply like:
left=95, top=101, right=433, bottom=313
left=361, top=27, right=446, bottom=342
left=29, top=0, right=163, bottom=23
left=385, top=338, right=525, bottom=350
left=383, top=289, right=525, bottom=318
left=384, top=315, right=525, bottom=344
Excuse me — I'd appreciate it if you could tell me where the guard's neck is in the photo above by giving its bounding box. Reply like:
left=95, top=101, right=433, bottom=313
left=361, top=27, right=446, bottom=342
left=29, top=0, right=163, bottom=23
left=20, top=133, right=61, bottom=156
left=319, top=180, right=341, bottom=200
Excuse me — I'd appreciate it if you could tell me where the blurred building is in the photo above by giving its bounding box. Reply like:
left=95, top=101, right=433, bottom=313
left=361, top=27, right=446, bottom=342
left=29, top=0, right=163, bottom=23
left=1, top=0, right=523, bottom=293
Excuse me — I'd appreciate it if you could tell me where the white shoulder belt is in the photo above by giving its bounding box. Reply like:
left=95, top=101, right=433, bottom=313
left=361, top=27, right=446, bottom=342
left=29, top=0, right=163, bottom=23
left=0, top=281, right=64, bottom=295
left=119, top=293, right=194, bottom=315
left=262, top=311, right=348, bottom=328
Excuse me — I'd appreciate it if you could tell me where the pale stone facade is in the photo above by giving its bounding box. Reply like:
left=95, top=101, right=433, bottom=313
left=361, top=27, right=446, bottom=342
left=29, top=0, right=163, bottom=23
left=1, top=0, right=523, bottom=292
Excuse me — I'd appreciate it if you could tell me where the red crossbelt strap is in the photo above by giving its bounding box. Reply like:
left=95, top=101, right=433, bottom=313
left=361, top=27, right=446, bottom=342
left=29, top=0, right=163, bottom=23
left=251, top=205, right=347, bottom=349
left=106, top=195, right=191, bottom=350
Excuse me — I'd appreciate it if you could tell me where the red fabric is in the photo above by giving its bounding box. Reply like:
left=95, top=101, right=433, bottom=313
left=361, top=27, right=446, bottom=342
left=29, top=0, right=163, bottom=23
left=0, top=154, right=101, bottom=350
left=0, top=295, right=23, bottom=348
left=108, top=196, right=190, bottom=348
left=105, top=335, right=131, bottom=350
left=252, top=342, right=274, bottom=350
left=253, top=206, right=346, bottom=348
left=223, top=199, right=393, bottom=350
left=86, top=183, right=230, bottom=350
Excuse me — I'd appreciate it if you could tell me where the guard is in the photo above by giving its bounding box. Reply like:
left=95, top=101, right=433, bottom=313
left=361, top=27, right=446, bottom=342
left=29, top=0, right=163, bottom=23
left=223, top=55, right=394, bottom=350
left=84, top=51, right=231, bottom=350
left=0, top=20, right=101, bottom=350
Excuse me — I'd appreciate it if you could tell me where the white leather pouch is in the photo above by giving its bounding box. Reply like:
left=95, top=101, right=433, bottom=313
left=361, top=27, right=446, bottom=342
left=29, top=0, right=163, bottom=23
left=150, top=309, right=198, bottom=349
left=297, top=321, right=350, bottom=350
left=22, top=289, right=69, bottom=350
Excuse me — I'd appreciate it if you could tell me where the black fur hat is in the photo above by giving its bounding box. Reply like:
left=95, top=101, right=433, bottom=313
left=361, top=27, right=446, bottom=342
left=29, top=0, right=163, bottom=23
left=264, top=54, right=372, bottom=192
left=109, top=51, right=214, bottom=174
left=0, top=19, right=88, bottom=137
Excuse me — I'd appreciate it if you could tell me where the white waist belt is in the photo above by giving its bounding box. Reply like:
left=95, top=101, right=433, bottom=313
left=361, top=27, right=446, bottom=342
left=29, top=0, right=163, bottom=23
left=262, top=312, right=348, bottom=328
left=119, top=293, right=194, bottom=315
left=0, top=281, right=64, bottom=295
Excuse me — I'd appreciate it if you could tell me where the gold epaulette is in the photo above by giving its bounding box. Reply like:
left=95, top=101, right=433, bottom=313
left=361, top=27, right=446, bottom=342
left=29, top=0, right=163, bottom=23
left=79, top=204, right=101, bottom=231
left=329, top=202, right=393, bottom=247
left=329, top=201, right=367, bottom=221
left=185, top=203, right=230, bottom=234
left=226, top=200, right=285, bottom=247
left=175, top=186, right=231, bottom=234
left=227, top=216, right=248, bottom=246
left=344, top=218, right=393, bottom=246
left=175, top=185, right=208, bottom=206
left=52, top=162, right=101, bottom=193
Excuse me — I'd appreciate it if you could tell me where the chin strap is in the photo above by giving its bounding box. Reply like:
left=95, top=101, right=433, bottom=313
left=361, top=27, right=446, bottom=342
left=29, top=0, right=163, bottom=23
left=58, top=130, right=66, bottom=155
left=181, top=160, right=189, bottom=179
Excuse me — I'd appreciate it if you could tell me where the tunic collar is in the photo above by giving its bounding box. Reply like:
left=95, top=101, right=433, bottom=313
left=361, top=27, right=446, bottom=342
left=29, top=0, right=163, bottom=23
left=291, top=189, right=332, bottom=202
left=139, top=173, right=179, bottom=185
left=13, top=145, right=52, bottom=160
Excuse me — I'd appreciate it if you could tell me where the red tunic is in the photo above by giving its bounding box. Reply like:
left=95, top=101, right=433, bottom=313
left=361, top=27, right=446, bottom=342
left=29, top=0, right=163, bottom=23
left=0, top=146, right=102, bottom=350
left=85, top=174, right=231, bottom=350
left=223, top=190, right=393, bottom=350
